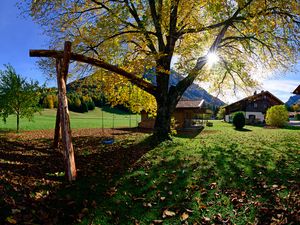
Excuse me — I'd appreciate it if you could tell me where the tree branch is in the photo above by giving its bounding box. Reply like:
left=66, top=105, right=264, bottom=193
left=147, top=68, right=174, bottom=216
left=148, top=0, right=165, bottom=51
left=29, top=49, right=157, bottom=95
left=124, top=0, right=157, bottom=53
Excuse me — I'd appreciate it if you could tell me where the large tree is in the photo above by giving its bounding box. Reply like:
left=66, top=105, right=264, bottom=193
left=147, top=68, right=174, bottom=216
left=0, top=65, right=40, bottom=132
left=23, top=0, right=299, bottom=141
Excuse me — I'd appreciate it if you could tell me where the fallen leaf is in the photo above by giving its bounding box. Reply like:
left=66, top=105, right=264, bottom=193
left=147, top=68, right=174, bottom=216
left=6, top=217, right=17, bottom=224
left=202, top=217, right=210, bottom=222
left=152, top=220, right=163, bottom=224
left=163, top=209, right=176, bottom=218
left=181, top=212, right=189, bottom=221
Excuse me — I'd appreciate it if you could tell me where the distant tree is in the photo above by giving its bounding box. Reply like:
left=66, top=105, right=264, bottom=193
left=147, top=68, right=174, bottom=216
left=266, top=105, right=289, bottom=128
left=216, top=107, right=226, bottom=120
left=42, top=95, right=55, bottom=109
left=0, top=65, right=40, bottom=132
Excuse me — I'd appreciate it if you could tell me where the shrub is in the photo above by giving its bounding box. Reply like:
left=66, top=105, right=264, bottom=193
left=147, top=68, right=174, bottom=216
left=295, top=114, right=300, bottom=121
left=216, top=107, right=226, bottom=120
left=232, top=112, right=245, bottom=129
left=266, top=105, right=289, bottom=127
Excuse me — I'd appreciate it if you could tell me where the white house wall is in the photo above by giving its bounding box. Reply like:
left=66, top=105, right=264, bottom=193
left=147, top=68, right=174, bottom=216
left=225, top=115, right=230, bottom=122
left=225, top=111, right=265, bottom=122
left=245, top=112, right=265, bottom=122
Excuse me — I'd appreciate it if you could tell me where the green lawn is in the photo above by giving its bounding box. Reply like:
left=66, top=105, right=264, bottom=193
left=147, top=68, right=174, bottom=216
left=0, top=107, right=140, bottom=131
left=81, top=121, right=300, bottom=224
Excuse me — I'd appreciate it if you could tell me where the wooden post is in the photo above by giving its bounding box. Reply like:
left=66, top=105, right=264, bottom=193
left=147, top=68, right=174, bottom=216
left=53, top=101, right=61, bottom=149
left=56, top=41, right=77, bottom=182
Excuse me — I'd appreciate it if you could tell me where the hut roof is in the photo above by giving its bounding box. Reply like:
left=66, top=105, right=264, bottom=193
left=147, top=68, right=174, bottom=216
left=176, top=99, right=205, bottom=109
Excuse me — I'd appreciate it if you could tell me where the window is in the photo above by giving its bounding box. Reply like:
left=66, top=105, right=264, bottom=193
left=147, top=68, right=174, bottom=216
left=254, top=103, right=258, bottom=108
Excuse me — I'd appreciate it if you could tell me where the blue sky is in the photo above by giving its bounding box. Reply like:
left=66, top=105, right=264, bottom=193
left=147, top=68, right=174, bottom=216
left=0, top=0, right=299, bottom=104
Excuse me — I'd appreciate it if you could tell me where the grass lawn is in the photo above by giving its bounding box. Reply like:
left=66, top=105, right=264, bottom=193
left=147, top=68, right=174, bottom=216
left=82, top=121, right=300, bottom=224
left=0, top=106, right=140, bottom=131
left=0, top=121, right=299, bottom=224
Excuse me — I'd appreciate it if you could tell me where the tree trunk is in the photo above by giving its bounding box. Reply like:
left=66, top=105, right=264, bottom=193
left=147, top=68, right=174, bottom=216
left=152, top=60, right=177, bottom=142
left=153, top=99, right=173, bottom=141
left=16, top=113, right=20, bottom=133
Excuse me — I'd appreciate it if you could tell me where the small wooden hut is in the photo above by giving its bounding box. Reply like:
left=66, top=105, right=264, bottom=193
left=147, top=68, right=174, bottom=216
left=139, top=99, right=208, bottom=129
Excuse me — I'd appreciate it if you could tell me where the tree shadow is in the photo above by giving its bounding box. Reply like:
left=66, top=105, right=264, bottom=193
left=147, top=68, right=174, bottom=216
left=0, top=133, right=155, bottom=224
left=235, top=127, right=252, bottom=132
left=175, top=127, right=204, bottom=138
left=283, top=125, right=300, bottom=130
left=86, top=142, right=299, bottom=224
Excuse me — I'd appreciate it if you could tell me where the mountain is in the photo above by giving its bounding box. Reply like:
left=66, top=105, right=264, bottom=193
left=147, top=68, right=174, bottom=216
left=170, top=72, right=225, bottom=107
left=67, top=70, right=225, bottom=108
left=286, top=95, right=300, bottom=106
left=144, top=70, right=225, bottom=107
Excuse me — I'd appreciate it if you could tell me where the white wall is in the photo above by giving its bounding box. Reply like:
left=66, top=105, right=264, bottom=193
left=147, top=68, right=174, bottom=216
left=245, top=112, right=265, bottom=122
left=225, top=111, right=265, bottom=122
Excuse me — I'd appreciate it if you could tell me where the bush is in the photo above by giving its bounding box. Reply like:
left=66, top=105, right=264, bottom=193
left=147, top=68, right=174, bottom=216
left=232, top=112, right=245, bottom=129
left=295, top=114, right=300, bottom=121
left=266, top=105, right=289, bottom=127
left=216, top=107, right=226, bottom=120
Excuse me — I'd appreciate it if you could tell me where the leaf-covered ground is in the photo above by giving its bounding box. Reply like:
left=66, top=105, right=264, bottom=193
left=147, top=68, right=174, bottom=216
left=0, top=122, right=299, bottom=224
left=0, top=128, right=151, bottom=224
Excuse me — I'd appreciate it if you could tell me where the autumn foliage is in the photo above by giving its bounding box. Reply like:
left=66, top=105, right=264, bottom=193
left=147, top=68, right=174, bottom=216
left=265, top=105, right=289, bottom=128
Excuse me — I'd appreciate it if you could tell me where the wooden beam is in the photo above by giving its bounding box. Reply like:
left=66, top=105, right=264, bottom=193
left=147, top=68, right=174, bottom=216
left=53, top=89, right=61, bottom=149
left=56, top=42, right=77, bottom=182
left=29, top=49, right=156, bottom=95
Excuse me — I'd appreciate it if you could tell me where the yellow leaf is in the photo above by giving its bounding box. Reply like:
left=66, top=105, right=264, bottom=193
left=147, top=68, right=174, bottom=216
left=6, top=217, right=17, bottom=224
left=163, top=209, right=176, bottom=218
left=180, top=212, right=189, bottom=221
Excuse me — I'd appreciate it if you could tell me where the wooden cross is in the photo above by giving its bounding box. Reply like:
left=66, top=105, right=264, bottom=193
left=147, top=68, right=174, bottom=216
left=30, top=40, right=156, bottom=182
left=30, top=41, right=76, bottom=182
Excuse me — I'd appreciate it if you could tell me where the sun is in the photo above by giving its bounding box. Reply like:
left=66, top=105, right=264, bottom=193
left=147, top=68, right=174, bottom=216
left=206, top=52, right=219, bottom=67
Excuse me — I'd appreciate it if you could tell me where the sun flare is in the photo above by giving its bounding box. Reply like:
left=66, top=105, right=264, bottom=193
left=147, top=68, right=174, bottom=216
left=206, top=52, right=219, bottom=67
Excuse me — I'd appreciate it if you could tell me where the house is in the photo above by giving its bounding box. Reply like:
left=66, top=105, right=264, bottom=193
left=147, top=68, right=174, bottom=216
left=293, top=85, right=300, bottom=95
left=139, top=99, right=209, bottom=129
left=224, top=91, right=283, bottom=124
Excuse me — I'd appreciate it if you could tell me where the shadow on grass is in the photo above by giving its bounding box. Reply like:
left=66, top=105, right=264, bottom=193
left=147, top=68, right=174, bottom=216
left=0, top=133, right=155, bottom=224
left=0, top=128, right=16, bottom=134
left=235, top=127, right=252, bottom=132
left=87, top=141, right=299, bottom=224
left=175, top=127, right=204, bottom=139
left=284, top=125, right=300, bottom=130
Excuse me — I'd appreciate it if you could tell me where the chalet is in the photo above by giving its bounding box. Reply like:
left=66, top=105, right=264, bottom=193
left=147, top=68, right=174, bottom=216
left=293, top=85, right=300, bottom=95
left=224, top=91, right=283, bottom=124
left=139, top=99, right=209, bottom=129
